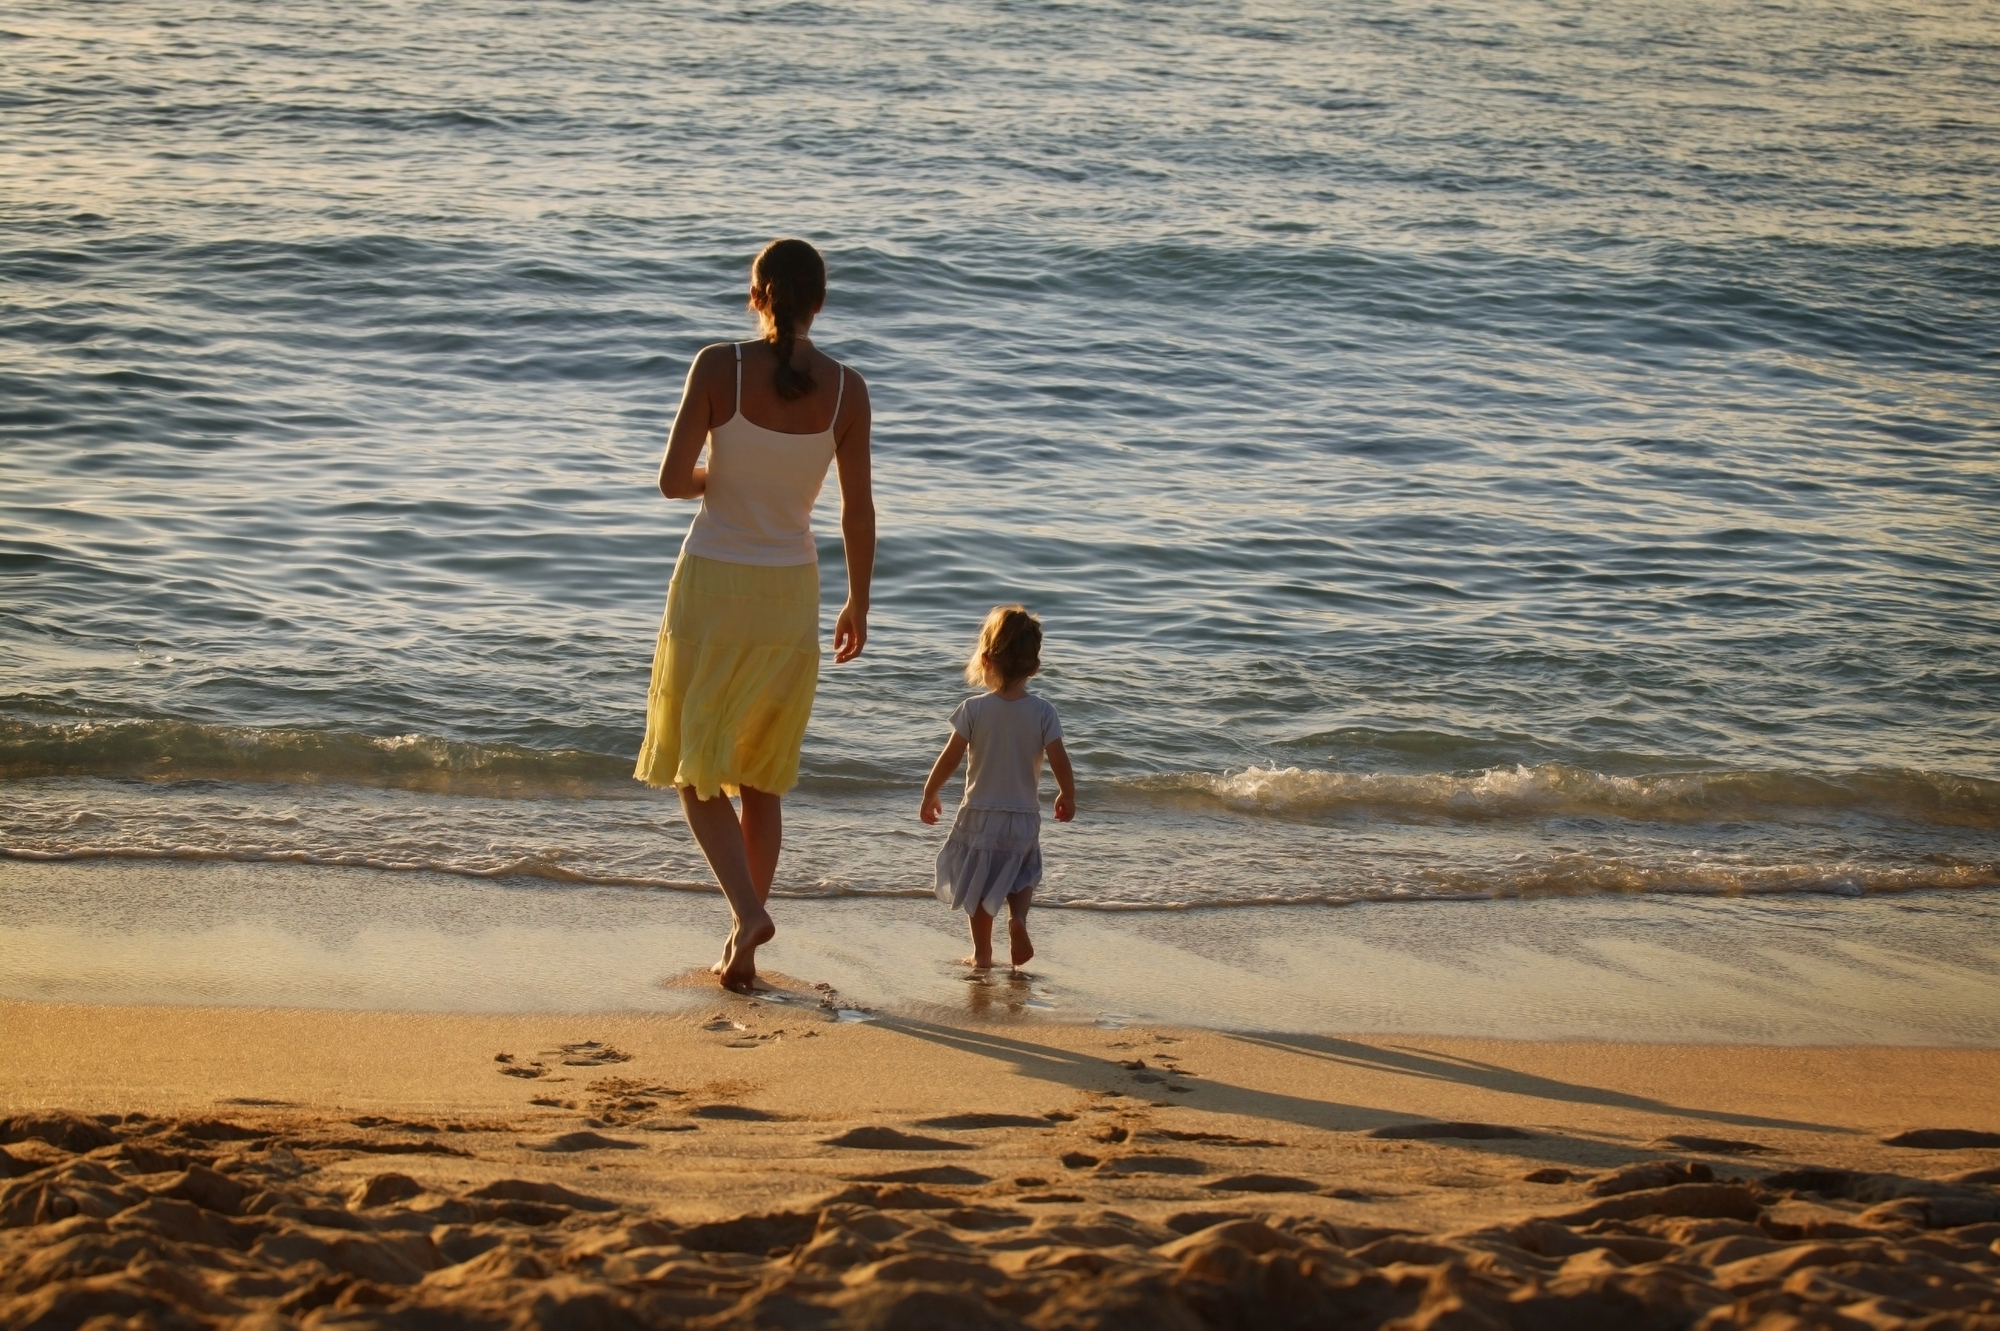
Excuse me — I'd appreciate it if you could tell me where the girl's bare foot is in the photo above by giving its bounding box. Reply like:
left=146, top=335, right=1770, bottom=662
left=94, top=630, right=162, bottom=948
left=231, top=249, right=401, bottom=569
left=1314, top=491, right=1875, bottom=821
left=1009, top=918, right=1034, bottom=968
left=719, top=915, right=775, bottom=993
left=960, top=954, right=995, bottom=970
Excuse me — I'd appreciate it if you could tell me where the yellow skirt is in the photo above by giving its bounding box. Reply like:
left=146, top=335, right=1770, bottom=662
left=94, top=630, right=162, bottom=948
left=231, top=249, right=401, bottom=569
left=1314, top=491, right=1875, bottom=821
left=634, top=553, right=820, bottom=798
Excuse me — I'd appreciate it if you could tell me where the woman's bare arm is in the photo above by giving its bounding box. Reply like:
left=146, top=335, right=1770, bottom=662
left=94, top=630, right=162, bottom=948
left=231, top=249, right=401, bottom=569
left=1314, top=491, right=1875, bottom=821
left=659, top=347, right=729, bottom=499
left=831, top=372, right=875, bottom=663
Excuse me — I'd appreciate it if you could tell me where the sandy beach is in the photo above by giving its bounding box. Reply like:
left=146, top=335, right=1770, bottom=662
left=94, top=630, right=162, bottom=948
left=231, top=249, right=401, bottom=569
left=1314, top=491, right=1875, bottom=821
left=5, top=994, right=1999, bottom=1328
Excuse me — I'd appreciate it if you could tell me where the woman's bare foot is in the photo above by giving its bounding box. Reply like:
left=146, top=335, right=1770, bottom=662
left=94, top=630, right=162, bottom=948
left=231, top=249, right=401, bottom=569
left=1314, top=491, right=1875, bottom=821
left=959, top=954, right=995, bottom=970
left=1009, top=917, right=1034, bottom=968
left=719, top=914, right=775, bottom=993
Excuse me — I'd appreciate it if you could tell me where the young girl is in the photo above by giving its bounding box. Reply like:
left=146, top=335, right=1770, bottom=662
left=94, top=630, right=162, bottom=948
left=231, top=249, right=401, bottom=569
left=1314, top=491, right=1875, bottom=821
left=920, top=605, right=1076, bottom=969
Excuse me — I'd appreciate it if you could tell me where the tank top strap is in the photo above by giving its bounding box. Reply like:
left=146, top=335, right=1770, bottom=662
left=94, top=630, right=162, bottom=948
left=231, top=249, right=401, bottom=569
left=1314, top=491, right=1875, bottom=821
left=829, top=364, right=844, bottom=434
left=733, top=342, right=743, bottom=418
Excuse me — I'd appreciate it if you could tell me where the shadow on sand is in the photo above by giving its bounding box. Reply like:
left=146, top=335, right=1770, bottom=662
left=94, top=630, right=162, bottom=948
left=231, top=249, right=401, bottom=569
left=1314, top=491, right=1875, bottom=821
left=876, top=1015, right=1846, bottom=1172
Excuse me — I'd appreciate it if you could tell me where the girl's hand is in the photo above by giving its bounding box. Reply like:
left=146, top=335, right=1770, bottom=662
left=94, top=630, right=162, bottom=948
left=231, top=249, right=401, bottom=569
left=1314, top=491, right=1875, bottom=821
left=833, top=601, right=868, bottom=663
left=1047, top=740, right=1077, bottom=823
left=921, top=733, right=966, bottom=826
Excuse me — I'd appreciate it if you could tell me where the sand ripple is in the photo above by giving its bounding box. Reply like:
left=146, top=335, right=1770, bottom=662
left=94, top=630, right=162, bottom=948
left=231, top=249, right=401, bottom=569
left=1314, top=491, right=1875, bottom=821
left=4, top=1110, right=2000, bottom=1329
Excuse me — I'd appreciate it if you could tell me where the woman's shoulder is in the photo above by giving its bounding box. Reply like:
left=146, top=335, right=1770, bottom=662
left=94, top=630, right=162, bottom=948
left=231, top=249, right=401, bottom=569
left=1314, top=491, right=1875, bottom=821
left=828, top=355, right=869, bottom=417
left=688, top=341, right=743, bottom=379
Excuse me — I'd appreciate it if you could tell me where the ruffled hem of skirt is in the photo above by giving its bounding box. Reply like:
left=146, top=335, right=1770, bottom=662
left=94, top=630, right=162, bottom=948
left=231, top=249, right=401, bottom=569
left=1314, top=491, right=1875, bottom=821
left=935, top=808, right=1042, bottom=917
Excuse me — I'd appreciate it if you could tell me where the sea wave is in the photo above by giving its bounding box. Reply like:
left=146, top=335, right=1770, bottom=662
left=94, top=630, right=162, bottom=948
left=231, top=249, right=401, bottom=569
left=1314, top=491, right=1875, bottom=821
left=1131, top=764, right=2000, bottom=830
left=0, top=712, right=635, bottom=797
left=5, top=842, right=1991, bottom=908
left=6, top=711, right=1997, bottom=833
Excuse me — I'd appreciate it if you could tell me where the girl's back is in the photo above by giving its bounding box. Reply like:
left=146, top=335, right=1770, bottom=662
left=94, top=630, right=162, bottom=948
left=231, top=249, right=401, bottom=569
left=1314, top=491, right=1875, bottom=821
left=953, top=693, right=1062, bottom=814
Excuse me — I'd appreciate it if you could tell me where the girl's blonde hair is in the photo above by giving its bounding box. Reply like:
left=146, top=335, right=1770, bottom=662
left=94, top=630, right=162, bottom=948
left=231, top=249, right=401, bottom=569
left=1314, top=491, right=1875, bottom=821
left=965, top=604, right=1042, bottom=690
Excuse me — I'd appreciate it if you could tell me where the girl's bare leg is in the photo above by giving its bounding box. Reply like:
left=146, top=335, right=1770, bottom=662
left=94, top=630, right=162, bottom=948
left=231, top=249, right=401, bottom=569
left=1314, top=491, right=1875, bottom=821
left=679, top=786, right=776, bottom=992
left=964, top=910, right=996, bottom=969
left=1006, top=889, right=1034, bottom=968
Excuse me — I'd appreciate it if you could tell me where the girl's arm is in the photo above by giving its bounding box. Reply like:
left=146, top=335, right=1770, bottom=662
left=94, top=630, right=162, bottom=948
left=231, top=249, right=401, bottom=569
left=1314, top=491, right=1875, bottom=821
left=659, top=346, right=728, bottom=499
left=920, top=732, right=968, bottom=825
left=1047, top=739, right=1076, bottom=822
left=831, top=374, right=875, bottom=664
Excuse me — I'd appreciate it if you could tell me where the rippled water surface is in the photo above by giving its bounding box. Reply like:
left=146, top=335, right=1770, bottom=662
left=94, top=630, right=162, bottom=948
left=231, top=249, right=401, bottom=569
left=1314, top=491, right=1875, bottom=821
left=4, top=0, right=1998, bottom=909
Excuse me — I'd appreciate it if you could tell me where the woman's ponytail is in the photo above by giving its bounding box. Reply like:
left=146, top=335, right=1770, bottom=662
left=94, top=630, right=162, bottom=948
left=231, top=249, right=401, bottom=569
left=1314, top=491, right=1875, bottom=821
left=750, top=238, right=827, bottom=402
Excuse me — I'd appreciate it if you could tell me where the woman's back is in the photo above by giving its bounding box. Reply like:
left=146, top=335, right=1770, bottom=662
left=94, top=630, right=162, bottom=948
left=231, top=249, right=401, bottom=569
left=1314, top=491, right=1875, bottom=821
left=732, top=338, right=845, bottom=434
left=683, top=341, right=845, bottom=567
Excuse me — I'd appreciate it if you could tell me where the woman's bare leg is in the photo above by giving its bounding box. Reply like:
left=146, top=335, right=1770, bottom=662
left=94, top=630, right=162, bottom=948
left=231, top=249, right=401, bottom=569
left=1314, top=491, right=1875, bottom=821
left=738, top=786, right=783, bottom=903
left=708, top=787, right=784, bottom=973
left=679, top=786, right=775, bottom=992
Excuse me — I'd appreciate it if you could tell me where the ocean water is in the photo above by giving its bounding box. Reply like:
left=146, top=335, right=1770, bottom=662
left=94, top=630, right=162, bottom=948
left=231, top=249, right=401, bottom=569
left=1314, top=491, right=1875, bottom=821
left=4, top=0, right=1998, bottom=915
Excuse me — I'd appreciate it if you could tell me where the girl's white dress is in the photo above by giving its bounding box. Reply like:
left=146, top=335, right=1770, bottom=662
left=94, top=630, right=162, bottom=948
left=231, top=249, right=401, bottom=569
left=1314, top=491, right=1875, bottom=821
left=935, top=692, right=1063, bottom=918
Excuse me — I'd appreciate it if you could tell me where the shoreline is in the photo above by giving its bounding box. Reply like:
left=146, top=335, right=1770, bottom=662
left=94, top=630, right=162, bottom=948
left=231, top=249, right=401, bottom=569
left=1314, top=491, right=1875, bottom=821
left=5, top=858, right=2000, bottom=1045
left=5, top=1000, right=2000, bottom=1326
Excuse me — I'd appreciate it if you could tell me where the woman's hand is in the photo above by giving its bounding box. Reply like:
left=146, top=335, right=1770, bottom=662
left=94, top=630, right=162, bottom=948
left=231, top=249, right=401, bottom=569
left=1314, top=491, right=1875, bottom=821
left=920, top=789, right=942, bottom=824
left=833, top=600, right=867, bottom=663
left=833, top=375, right=874, bottom=666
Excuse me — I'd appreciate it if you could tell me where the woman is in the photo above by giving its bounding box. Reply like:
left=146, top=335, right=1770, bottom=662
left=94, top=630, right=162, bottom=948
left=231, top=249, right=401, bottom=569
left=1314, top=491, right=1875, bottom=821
left=636, top=238, right=874, bottom=992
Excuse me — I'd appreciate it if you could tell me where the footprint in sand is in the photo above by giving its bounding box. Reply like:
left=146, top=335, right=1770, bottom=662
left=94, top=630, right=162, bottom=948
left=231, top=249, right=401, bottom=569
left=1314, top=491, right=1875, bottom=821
left=581, top=1077, right=684, bottom=1127
left=545, top=1042, right=633, bottom=1067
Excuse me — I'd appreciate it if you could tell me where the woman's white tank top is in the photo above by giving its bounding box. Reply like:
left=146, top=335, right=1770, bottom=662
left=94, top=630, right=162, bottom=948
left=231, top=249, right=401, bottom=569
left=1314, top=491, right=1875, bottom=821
left=682, top=342, right=843, bottom=567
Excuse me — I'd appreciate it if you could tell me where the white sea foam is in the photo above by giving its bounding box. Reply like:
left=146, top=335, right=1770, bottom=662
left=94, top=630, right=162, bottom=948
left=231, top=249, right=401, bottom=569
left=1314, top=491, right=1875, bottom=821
left=1142, top=764, right=2000, bottom=829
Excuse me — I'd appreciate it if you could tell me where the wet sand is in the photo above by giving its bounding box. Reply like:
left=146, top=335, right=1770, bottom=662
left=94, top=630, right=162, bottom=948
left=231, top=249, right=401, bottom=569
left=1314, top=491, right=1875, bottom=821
left=7, top=859, right=2000, bottom=1043
left=5, top=995, right=2000, bottom=1327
